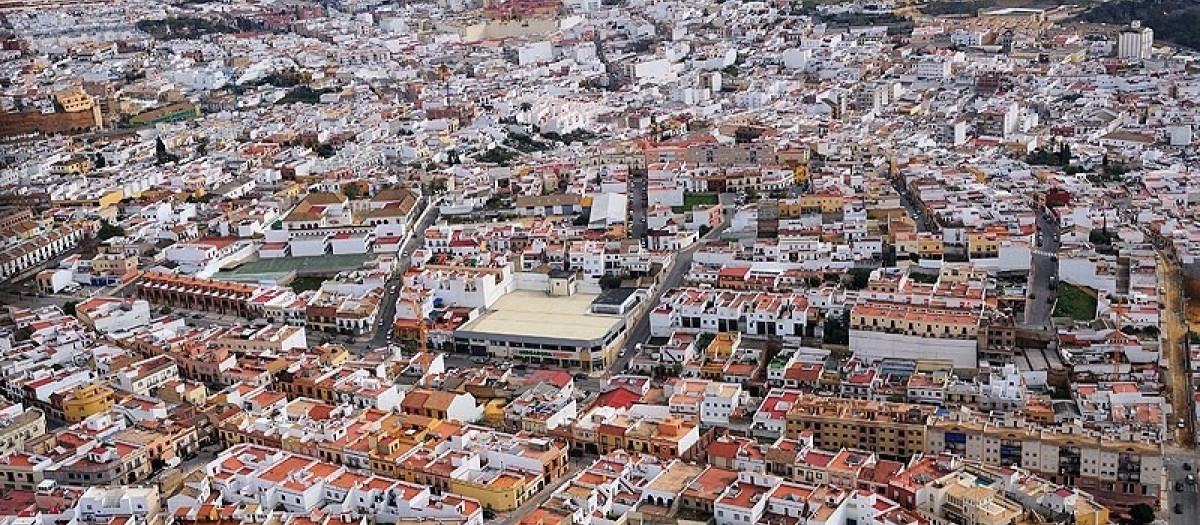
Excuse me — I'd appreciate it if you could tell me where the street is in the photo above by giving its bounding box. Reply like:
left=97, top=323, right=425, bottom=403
left=368, top=202, right=441, bottom=349
left=1159, top=250, right=1196, bottom=447
left=1164, top=451, right=1199, bottom=523
left=497, top=457, right=589, bottom=525
left=1025, top=209, right=1060, bottom=328
left=891, top=177, right=930, bottom=232
left=613, top=216, right=731, bottom=372
left=629, top=171, right=648, bottom=240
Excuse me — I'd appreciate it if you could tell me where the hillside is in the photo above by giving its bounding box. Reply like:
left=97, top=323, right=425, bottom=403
left=1077, top=0, right=1200, bottom=51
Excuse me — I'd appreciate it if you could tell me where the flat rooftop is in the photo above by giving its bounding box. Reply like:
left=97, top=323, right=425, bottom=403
left=458, top=290, right=623, bottom=344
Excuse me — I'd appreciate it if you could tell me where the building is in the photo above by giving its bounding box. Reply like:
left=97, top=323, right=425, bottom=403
left=113, top=356, right=180, bottom=397
left=53, top=384, right=115, bottom=423
left=1117, top=21, right=1153, bottom=60
left=135, top=272, right=262, bottom=316
left=76, top=486, right=161, bottom=525
left=399, top=389, right=482, bottom=422
left=0, top=88, right=103, bottom=138
left=925, top=412, right=1162, bottom=512
left=0, top=225, right=86, bottom=280
left=454, top=284, right=628, bottom=372
left=0, top=404, right=45, bottom=453
left=206, top=443, right=484, bottom=524
left=783, top=394, right=933, bottom=462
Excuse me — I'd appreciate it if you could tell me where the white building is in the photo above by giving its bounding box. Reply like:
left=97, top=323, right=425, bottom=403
left=113, top=356, right=180, bottom=397
left=77, top=486, right=160, bottom=525
left=1117, top=21, right=1153, bottom=60
left=206, top=444, right=484, bottom=524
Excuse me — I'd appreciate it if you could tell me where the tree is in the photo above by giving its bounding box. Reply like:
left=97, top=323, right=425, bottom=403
left=97, top=221, right=126, bottom=241
left=599, top=274, right=624, bottom=290
left=430, top=178, right=448, bottom=194
left=823, top=310, right=850, bottom=345
left=342, top=183, right=361, bottom=200
left=1057, top=142, right=1071, bottom=165
left=1127, top=503, right=1155, bottom=525
left=155, top=136, right=180, bottom=165
left=844, top=267, right=872, bottom=290
left=93, top=153, right=106, bottom=169
left=62, top=301, right=77, bottom=316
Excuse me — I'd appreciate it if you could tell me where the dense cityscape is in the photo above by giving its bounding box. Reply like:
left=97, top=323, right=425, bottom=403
left=0, top=1, right=1197, bottom=525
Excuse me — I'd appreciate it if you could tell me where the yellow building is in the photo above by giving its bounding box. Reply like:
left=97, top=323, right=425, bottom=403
left=396, top=446, right=544, bottom=512
left=895, top=232, right=944, bottom=261
left=917, top=235, right=944, bottom=259
left=51, top=187, right=124, bottom=209
left=792, top=164, right=809, bottom=184
left=968, top=231, right=1001, bottom=259
left=56, top=384, right=115, bottom=422
left=775, top=148, right=810, bottom=168
left=704, top=332, right=739, bottom=360
left=49, top=156, right=92, bottom=175
left=1073, top=497, right=1110, bottom=525
left=930, top=474, right=1023, bottom=525
left=55, top=87, right=96, bottom=112
left=482, top=399, right=506, bottom=428
left=448, top=471, right=542, bottom=512
left=90, top=253, right=138, bottom=276
left=797, top=193, right=845, bottom=214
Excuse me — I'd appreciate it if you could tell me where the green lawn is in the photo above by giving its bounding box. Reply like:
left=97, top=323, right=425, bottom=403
left=1052, top=283, right=1097, bottom=321
left=672, top=193, right=720, bottom=213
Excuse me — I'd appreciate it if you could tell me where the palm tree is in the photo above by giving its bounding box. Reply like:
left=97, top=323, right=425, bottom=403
left=518, top=102, right=533, bottom=124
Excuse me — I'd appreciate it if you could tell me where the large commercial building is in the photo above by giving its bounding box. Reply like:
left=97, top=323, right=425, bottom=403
left=453, top=274, right=628, bottom=372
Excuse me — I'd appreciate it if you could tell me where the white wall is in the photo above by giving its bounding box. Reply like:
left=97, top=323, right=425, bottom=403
left=849, top=330, right=977, bottom=368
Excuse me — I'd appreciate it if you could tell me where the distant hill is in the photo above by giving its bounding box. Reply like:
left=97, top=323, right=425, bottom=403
left=1077, top=0, right=1200, bottom=50
left=919, top=0, right=1078, bottom=17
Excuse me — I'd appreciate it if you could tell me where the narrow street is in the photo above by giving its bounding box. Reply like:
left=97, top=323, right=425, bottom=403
left=629, top=170, right=648, bottom=240
left=614, top=218, right=730, bottom=371
left=1024, top=210, right=1060, bottom=329
left=497, top=458, right=589, bottom=525
left=1158, top=250, right=1195, bottom=447
left=369, top=201, right=440, bottom=348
